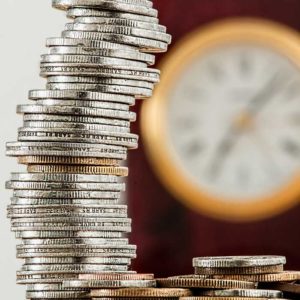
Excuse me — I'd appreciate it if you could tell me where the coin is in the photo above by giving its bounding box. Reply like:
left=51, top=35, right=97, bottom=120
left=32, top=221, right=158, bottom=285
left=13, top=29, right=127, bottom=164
left=90, top=288, right=192, bottom=297
left=260, top=282, right=300, bottom=295
left=193, top=256, right=287, bottom=268
left=79, top=273, right=154, bottom=280
left=27, top=165, right=129, bottom=176
left=18, top=156, right=121, bottom=165
left=25, top=257, right=131, bottom=264
left=200, top=289, right=283, bottom=298
left=157, top=278, right=256, bottom=289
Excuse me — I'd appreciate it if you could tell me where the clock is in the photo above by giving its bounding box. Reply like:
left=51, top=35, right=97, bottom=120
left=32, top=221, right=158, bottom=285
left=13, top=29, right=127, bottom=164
left=141, top=18, right=300, bottom=222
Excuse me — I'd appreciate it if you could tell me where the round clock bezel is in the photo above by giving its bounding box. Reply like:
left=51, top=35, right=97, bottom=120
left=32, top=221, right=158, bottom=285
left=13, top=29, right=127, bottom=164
left=141, top=18, right=300, bottom=222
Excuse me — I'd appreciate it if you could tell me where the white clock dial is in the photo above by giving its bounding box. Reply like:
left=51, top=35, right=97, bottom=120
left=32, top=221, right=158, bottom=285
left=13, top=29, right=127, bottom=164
left=167, top=44, right=300, bottom=201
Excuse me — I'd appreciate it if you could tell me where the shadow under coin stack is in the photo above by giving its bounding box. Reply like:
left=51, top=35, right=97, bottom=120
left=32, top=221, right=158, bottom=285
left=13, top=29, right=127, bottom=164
left=158, top=256, right=300, bottom=300
left=6, top=0, right=171, bottom=300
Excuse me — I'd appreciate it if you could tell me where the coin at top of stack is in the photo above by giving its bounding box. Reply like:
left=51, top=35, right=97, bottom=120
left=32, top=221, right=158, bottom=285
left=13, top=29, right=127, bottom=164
left=6, top=0, right=171, bottom=299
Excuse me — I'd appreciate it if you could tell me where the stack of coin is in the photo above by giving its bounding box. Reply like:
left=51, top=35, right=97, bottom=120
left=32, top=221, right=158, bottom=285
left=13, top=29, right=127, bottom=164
left=157, top=256, right=300, bottom=300
left=6, top=0, right=171, bottom=299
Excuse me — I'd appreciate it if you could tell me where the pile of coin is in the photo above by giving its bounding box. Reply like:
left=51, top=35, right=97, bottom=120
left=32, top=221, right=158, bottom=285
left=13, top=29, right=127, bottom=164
left=6, top=0, right=171, bottom=299
left=157, top=256, right=300, bottom=300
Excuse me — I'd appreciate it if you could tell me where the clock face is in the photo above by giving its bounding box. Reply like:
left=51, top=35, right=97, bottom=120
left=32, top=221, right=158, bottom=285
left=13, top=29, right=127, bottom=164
left=142, top=19, right=300, bottom=220
left=168, top=43, right=300, bottom=201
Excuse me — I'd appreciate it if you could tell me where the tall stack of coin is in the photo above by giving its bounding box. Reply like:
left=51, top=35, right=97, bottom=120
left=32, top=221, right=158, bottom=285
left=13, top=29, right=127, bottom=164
left=6, top=0, right=171, bottom=299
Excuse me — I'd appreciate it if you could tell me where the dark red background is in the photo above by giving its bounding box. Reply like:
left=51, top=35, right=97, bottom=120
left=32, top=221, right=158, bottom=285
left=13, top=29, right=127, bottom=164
left=128, top=0, right=300, bottom=277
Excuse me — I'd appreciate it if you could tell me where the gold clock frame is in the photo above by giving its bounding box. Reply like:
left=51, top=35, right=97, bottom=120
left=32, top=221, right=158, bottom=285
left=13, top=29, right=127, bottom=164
left=141, top=18, right=300, bottom=222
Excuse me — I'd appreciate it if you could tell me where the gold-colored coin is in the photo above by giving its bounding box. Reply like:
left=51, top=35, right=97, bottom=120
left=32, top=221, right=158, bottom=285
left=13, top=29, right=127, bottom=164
left=79, top=274, right=154, bottom=281
left=212, top=271, right=300, bottom=282
left=157, top=278, right=256, bottom=289
left=27, top=165, right=128, bottom=176
left=194, top=264, right=284, bottom=275
left=90, top=288, right=192, bottom=297
left=18, top=156, right=120, bottom=166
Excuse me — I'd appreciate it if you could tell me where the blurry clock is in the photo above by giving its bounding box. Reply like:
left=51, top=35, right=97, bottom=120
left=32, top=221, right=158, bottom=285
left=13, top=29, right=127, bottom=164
left=141, top=18, right=300, bottom=221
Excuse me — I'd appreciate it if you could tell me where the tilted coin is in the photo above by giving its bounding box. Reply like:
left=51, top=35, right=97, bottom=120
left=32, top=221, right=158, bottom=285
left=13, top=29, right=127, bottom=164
left=29, top=89, right=135, bottom=104
left=41, top=53, right=147, bottom=68
left=45, top=76, right=153, bottom=89
left=79, top=273, right=154, bottom=280
left=8, top=204, right=127, bottom=218
left=194, top=265, right=284, bottom=275
left=48, top=47, right=155, bottom=65
left=10, top=172, right=119, bottom=182
left=212, top=271, right=300, bottom=282
left=63, top=279, right=156, bottom=288
left=62, top=30, right=168, bottom=52
left=46, top=82, right=152, bottom=97
left=15, top=230, right=123, bottom=239
left=26, top=282, right=88, bottom=291
left=52, top=0, right=158, bottom=17
left=36, top=99, right=130, bottom=110
left=18, top=156, right=122, bottom=165
left=23, top=114, right=131, bottom=127
left=11, top=197, right=119, bottom=206
left=25, top=256, right=131, bottom=265
left=73, top=17, right=166, bottom=33
left=90, top=288, right=192, bottom=297
left=18, top=128, right=138, bottom=149
left=157, top=278, right=256, bottom=289
left=6, top=181, right=125, bottom=191
left=27, top=165, right=129, bottom=176
left=193, top=256, right=287, bottom=268
left=67, top=8, right=159, bottom=24
left=17, top=105, right=136, bottom=121
left=7, top=142, right=127, bottom=160
left=65, top=24, right=171, bottom=43
left=40, top=64, right=160, bottom=82
left=13, top=190, right=121, bottom=199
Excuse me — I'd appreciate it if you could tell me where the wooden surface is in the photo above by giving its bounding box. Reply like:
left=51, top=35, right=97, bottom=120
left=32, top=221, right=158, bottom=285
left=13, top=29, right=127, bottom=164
left=128, top=0, right=300, bottom=276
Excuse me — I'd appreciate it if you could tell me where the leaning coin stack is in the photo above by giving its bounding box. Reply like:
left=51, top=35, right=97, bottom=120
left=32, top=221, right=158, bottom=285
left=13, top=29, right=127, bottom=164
left=157, top=256, right=299, bottom=300
left=6, top=0, right=171, bottom=299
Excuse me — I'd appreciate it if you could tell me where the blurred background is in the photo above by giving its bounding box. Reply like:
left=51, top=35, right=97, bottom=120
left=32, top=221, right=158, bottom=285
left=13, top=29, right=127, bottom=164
left=1, top=0, right=300, bottom=297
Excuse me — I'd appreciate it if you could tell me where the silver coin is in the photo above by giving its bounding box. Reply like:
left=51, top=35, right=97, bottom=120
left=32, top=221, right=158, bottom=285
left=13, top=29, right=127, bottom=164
left=21, top=237, right=128, bottom=246
left=201, top=289, right=283, bottom=298
left=63, top=279, right=156, bottom=288
left=18, top=130, right=138, bottom=149
left=46, top=76, right=154, bottom=89
left=41, top=54, right=147, bottom=68
left=62, top=30, right=167, bottom=52
left=72, top=17, right=165, bottom=33
left=22, top=263, right=130, bottom=272
left=23, top=114, right=131, bottom=128
left=40, top=64, right=160, bottom=82
left=10, top=172, right=118, bottom=182
left=6, top=181, right=125, bottom=191
left=53, top=0, right=157, bottom=17
left=26, top=283, right=88, bottom=291
left=11, top=197, right=120, bottom=206
left=192, top=256, right=287, bottom=268
left=29, top=89, right=135, bottom=104
left=46, top=37, right=136, bottom=50
left=17, top=105, right=136, bottom=121
left=25, top=256, right=131, bottom=264
left=65, top=24, right=171, bottom=43
left=36, top=99, right=130, bottom=110
left=46, top=82, right=152, bottom=98
left=48, top=46, right=155, bottom=65
left=26, top=290, right=90, bottom=298
left=8, top=205, right=127, bottom=218
left=15, top=230, right=123, bottom=239
left=68, top=8, right=159, bottom=24
left=23, top=121, right=130, bottom=133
